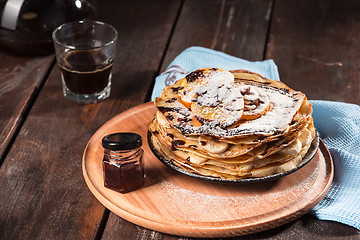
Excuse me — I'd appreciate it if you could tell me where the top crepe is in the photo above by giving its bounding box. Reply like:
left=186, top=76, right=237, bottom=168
left=155, top=68, right=308, bottom=138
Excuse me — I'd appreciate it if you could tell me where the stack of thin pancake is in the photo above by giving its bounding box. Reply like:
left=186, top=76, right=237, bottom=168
left=149, top=68, right=316, bottom=180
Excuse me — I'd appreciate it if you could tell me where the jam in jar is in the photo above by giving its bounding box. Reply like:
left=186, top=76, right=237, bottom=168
left=102, top=133, right=144, bottom=193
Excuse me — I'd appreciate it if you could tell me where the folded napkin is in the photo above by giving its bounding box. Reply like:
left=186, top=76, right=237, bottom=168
left=311, top=100, right=360, bottom=229
left=151, top=46, right=360, bottom=230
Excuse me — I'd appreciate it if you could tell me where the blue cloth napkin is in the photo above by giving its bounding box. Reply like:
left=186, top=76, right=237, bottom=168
left=151, top=46, right=360, bottom=230
left=311, top=100, right=360, bottom=229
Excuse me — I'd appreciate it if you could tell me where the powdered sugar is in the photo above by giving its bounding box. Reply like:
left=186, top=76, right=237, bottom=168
left=180, top=69, right=234, bottom=105
left=175, top=84, right=304, bottom=137
left=152, top=164, right=319, bottom=222
left=239, top=85, right=260, bottom=102
left=192, top=82, right=244, bottom=128
left=207, top=69, right=234, bottom=85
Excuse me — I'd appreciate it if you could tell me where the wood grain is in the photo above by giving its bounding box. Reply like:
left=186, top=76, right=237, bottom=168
left=0, top=0, right=181, bottom=239
left=267, top=0, right=360, bottom=104
left=160, top=0, right=273, bottom=72
left=83, top=103, right=333, bottom=238
left=0, top=53, right=54, bottom=162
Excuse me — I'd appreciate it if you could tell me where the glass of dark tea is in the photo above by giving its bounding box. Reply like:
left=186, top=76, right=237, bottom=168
left=52, top=21, right=117, bottom=104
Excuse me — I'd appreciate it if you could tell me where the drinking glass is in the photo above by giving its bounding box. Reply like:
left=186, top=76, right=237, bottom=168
left=52, top=20, right=117, bottom=104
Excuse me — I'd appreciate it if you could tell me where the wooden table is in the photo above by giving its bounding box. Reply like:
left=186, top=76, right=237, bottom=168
left=0, top=0, right=359, bottom=239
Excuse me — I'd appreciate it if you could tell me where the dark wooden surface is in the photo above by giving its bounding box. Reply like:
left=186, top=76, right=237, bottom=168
left=0, top=0, right=359, bottom=239
left=0, top=54, right=54, bottom=163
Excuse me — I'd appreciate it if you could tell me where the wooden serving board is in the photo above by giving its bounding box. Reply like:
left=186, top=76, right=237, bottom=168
left=82, top=102, right=334, bottom=238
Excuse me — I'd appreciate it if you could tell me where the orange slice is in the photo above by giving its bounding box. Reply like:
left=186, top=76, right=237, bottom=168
left=178, top=77, right=204, bottom=108
left=190, top=83, right=244, bottom=128
left=191, top=103, right=228, bottom=124
left=238, top=85, right=271, bottom=120
left=178, top=68, right=234, bottom=108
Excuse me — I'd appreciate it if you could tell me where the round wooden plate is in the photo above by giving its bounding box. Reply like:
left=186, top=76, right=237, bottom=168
left=82, top=102, right=334, bottom=238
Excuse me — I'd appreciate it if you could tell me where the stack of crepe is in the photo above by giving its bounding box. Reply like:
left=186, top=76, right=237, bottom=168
left=149, top=68, right=316, bottom=180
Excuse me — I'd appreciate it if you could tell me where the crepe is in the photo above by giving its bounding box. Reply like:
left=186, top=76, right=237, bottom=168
left=149, top=68, right=315, bottom=180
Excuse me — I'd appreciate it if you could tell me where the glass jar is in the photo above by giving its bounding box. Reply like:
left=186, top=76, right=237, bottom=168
left=102, top=132, right=144, bottom=193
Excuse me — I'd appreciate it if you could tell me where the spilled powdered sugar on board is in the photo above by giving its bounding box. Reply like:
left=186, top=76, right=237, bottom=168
left=152, top=163, right=319, bottom=222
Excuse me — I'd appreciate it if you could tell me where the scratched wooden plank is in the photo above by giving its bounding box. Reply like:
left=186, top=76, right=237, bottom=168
left=161, top=0, right=273, bottom=72
left=266, top=0, right=360, bottom=104
left=101, top=216, right=182, bottom=240
left=0, top=0, right=181, bottom=239
left=0, top=53, right=54, bottom=163
left=101, top=0, right=273, bottom=239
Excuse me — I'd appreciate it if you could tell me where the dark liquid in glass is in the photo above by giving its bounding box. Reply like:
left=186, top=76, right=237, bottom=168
left=59, top=50, right=112, bottom=94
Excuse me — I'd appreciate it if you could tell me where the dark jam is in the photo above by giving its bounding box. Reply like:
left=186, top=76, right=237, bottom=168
left=59, top=50, right=113, bottom=94
left=102, top=133, right=145, bottom=194
left=103, top=153, right=144, bottom=193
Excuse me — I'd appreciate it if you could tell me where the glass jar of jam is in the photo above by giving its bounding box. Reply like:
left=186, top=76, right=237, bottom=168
left=102, top=133, right=144, bottom=193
